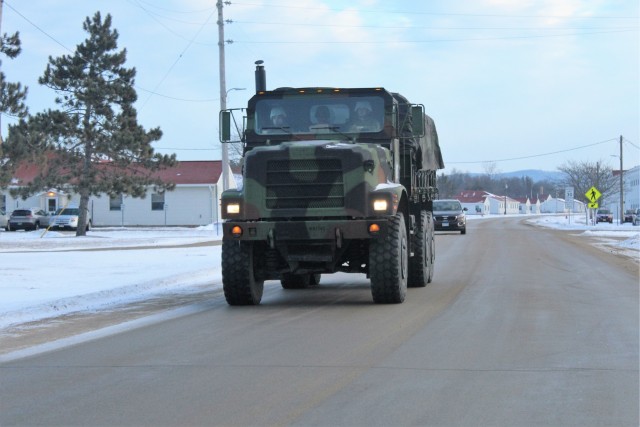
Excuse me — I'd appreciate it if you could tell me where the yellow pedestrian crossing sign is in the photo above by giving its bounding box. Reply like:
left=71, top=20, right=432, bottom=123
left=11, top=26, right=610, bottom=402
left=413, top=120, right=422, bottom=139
left=585, top=186, right=601, bottom=203
left=588, top=202, right=599, bottom=209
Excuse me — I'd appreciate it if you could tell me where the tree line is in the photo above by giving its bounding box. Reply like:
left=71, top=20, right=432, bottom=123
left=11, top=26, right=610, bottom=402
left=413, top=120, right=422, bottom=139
left=437, top=161, right=619, bottom=205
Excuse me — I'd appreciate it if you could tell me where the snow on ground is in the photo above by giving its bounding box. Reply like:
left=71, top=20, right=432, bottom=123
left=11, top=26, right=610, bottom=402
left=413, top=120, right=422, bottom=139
left=0, top=226, right=224, bottom=330
left=0, top=215, right=637, bottom=331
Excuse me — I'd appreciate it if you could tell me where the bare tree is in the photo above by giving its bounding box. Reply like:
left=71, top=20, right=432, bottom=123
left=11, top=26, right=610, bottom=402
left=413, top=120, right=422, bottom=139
left=558, top=160, right=618, bottom=205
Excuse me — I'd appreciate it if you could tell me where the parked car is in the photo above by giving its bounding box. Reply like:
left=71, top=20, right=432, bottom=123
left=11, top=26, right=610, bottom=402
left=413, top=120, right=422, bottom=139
left=623, top=209, right=637, bottom=223
left=7, top=208, right=50, bottom=231
left=49, top=207, right=92, bottom=231
left=0, top=209, right=9, bottom=231
left=433, top=199, right=467, bottom=234
left=596, top=209, right=613, bottom=223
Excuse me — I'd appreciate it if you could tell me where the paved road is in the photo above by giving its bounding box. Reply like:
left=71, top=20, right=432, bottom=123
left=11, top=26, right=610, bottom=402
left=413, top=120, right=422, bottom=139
left=1, top=217, right=638, bottom=426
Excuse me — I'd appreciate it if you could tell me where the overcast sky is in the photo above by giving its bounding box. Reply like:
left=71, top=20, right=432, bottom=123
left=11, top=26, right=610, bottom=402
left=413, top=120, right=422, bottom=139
left=1, top=0, right=638, bottom=174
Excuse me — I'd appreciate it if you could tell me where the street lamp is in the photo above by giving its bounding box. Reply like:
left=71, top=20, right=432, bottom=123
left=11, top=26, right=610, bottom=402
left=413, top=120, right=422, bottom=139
left=221, top=87, right=246, bottom=191
left=226, top=87, right=246, bottom=97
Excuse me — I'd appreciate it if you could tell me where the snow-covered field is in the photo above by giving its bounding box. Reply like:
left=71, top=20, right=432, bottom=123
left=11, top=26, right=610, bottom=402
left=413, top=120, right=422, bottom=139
left=0, top=215, right=638, bottom=332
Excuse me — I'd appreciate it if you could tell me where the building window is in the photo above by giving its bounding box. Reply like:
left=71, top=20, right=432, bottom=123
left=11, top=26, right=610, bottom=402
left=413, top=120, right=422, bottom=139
left=152, top=192, right=165, bottom=211
left=110, top=194, right=123, bottom=211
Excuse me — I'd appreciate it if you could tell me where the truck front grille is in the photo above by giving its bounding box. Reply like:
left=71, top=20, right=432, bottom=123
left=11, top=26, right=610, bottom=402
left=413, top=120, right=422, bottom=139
left=266, top=158, right=344, bottom=209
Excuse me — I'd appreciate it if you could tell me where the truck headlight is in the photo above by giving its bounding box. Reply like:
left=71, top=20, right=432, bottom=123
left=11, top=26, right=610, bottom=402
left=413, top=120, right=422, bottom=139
left=373, top=199, right=388, bottom=211
left=226, top=203, right=241, bottom=215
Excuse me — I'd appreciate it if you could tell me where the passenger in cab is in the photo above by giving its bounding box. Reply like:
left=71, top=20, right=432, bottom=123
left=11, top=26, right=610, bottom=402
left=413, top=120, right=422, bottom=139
left=349, top=101, right=380, bottom=132
left=309, top=105, right=332, bottom=133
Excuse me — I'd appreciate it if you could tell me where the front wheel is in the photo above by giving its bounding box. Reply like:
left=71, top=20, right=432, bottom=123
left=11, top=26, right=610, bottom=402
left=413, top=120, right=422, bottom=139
left=369, top=213, right=408, bottom=304
left=222, top=240, right=264, bottom=305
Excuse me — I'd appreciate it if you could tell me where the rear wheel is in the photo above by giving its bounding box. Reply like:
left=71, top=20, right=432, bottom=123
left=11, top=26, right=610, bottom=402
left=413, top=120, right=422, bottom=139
left=370, top=212, right=408, bottom=304
left=408, top=211, right=432, bottom=288
left=428, top=214, right=435, bottom=283
left=222, top=240, right=264, bottom=305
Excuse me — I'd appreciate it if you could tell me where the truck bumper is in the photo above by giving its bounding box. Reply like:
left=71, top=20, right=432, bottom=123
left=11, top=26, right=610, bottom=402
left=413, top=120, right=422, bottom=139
left=222, top=218, right=389, bottom=242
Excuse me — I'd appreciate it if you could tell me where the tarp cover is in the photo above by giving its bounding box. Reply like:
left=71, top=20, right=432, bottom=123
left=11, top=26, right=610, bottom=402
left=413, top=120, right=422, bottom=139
left=393, top=93, right=445, bottom=171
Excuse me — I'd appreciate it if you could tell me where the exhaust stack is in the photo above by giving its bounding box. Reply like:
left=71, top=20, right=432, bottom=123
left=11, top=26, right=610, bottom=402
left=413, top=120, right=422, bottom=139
left=255, top=60, right=266, bottom=92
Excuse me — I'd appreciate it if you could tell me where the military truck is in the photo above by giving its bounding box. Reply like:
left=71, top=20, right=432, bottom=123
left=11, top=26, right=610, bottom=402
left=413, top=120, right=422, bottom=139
left=219, top=64, right=444, bottom=305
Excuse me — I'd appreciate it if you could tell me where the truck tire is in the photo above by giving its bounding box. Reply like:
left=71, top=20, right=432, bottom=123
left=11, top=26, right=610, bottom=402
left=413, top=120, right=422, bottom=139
left=428, top=212, right=435, bottom=283
left=281, top=273, right=321, bottom=289
left=369, top=212, right=408, bottom=304
left=408, top=210, right=432, bottom=288
left=222, top=240, right=264, bottom=305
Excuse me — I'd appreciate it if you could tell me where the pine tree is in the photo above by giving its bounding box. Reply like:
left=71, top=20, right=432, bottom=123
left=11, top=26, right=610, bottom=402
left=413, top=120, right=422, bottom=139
left=3, top=12, right=177, bottom=236
left=0, top=29, right=28, bottom=180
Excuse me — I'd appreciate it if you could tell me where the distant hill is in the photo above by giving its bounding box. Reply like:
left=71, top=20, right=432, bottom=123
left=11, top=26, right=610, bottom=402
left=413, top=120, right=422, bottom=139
left=455, top=169, right=563, bottom=182
left=495, top=170, right=564, bottom=182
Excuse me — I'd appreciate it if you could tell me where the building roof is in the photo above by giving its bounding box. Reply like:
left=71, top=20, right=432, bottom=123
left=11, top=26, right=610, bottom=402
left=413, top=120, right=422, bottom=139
left=455, top=190, right=491, bottom=203
left=11, top=160, right=223, bottom=186
left=150, top=161, right=222, bottom=185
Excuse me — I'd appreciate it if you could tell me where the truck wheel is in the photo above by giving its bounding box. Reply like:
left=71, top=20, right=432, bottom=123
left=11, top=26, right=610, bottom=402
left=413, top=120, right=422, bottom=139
left=222, top=240, right=264, bottom=305
left=408, top=211, right=432, bottom=288
left=427, top=212, right=435, bottom=283
left=281, top=273, right=321, bottom=289
left=369, top=212, right=408, bottom=303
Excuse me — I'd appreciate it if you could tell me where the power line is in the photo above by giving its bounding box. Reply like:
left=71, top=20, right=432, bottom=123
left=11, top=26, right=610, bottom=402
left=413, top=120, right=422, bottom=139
left=231, top=28, right=636, bottom=45
left=231, top=19, right=637, bottom=32
left=3, top=0, right=218, bottom=104
left=127, top=0, right=215, bottom=15
left=448, top=138, right=618, bottom=165
left=137, top=4, right=217, bottom=110
left=623, top=138, right=639, bottom=150
left=231, top=2, right=639, bottom=20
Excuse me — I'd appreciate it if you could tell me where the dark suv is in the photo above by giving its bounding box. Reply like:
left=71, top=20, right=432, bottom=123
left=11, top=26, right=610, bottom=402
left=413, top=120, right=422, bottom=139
left=7, top=208, right=50, bottom=231
left=596, top=209, right=613, bottom=223
left=623, top=209, right=637, bottom=224
left=433, top=199, right=467, bottom=234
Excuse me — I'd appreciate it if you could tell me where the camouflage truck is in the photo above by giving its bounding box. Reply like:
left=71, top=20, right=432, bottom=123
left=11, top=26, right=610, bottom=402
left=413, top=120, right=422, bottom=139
left=219, top=66, right=444, bottom=305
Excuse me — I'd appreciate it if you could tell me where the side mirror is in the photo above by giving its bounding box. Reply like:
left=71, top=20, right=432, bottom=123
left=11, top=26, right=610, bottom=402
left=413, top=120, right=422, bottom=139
left=220, top=111, right=232, bottom=142
left=411, top=105, right=425, bottom=137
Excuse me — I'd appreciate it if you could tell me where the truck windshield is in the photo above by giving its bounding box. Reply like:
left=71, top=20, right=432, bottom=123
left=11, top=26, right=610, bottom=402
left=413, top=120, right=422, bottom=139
left=255, top=95, right=384, bottom=136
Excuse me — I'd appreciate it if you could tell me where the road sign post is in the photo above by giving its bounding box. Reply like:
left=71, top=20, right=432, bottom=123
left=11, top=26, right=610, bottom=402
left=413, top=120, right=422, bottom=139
left=585, top=186, right=601, bottom=226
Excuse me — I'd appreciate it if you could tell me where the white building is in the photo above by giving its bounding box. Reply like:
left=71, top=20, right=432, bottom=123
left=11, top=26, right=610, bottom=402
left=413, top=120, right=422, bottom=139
left=455, top=190, right=519, bottom=215
left=0, top=161, right=236, bottom=227
left=611, top=165, right=640, bottom=212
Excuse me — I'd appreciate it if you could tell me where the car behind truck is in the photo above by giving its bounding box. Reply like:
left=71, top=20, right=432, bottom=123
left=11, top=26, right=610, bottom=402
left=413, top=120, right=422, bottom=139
left=219, top=64, right=444, bottom=305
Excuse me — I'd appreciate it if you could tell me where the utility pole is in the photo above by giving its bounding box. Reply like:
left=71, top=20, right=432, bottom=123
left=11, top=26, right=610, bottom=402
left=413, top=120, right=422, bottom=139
left=0, top=0, right=4, bottom=146
left=619, top=135, right=624, bottom=225
left=217, top=0, right=229, bottom=191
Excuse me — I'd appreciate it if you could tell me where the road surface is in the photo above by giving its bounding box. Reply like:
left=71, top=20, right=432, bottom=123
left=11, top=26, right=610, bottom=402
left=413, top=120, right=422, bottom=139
left=1, top=217, right=638, bottom=426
